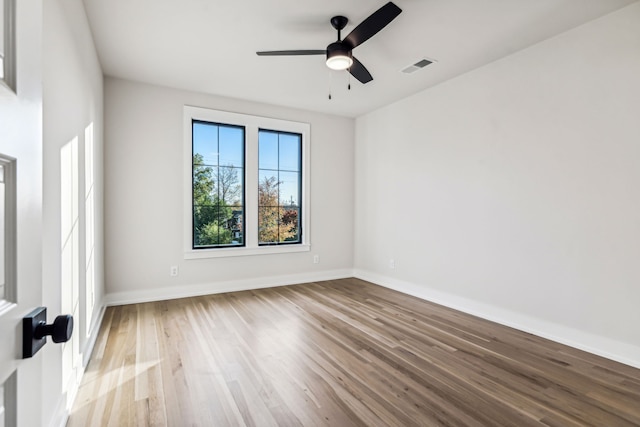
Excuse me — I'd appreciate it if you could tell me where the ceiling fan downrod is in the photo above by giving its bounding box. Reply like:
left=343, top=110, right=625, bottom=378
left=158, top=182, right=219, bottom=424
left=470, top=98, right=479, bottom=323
left=330, top=15, right=349, bottom=41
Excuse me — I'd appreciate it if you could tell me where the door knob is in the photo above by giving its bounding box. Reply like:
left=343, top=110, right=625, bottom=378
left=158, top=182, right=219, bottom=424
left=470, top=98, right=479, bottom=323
left=35, top=314, right=73, bottom=343
left=23, top=307, right=74, bottom=358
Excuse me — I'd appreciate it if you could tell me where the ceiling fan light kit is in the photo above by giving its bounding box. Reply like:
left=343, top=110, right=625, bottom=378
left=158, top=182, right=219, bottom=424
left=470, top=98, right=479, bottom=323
left=257, top=2, right=402, bottom=85
left=326, top=42, right=353, bottom=70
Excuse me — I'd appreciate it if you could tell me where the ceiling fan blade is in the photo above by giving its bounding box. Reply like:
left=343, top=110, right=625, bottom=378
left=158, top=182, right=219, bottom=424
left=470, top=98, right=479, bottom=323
left=349, top=57, right=373, bottom=84
left=256, top=50, right=325, bottom=56
left=343, top=2, right=402, bottom=49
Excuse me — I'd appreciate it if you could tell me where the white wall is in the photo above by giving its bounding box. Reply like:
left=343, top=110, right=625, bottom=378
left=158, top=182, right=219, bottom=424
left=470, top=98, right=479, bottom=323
left=104, top=78, right=354, bottom=303
left=43, top=0, right=104, bottom=425
left=354, top=3, right=640, bottom=367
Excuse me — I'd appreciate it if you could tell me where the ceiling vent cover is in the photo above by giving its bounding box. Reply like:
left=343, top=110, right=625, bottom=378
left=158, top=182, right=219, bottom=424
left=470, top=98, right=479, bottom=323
left=401, top=58, right=435, bottom=74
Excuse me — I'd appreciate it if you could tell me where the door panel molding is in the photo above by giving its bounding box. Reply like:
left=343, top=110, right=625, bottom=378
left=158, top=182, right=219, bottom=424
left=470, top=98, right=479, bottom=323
left=0, top=154, right=16, bottom=314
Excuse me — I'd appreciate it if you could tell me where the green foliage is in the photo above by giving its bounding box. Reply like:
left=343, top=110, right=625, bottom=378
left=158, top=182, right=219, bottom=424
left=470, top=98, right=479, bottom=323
left=199, top=222, right=233, bottom=245
left=193, top=154, right=241, bottom=247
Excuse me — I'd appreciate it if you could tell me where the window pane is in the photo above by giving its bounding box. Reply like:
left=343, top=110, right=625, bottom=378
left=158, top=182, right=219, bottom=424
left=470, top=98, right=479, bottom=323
left=258, top=206, right=279, bottom=244
left=258, top=171, right=278, bottom=207
left=279, top=171, right=300, bottom=206
left=219, top=126, right=244, bottom=167
left=279, top=133, right=301, bottom=172
left=258, top=131, right=278, bottom=170
left=229, top=208, right=244, bottom=244
left=281, top=206, right=300, bottom=243
left=218, top=166, right=243, bottom=205
left=193, top=205, right=219, bottom=247
left=193, top=166, right=217, bottom=206
left=193, top=122, right=219, bottom=166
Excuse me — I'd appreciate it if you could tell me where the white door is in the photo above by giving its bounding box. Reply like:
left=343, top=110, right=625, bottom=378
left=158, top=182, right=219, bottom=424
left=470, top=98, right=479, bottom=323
left=0, top=150, right=44, bottom=427
left=0, top=0, right=47, bottom=425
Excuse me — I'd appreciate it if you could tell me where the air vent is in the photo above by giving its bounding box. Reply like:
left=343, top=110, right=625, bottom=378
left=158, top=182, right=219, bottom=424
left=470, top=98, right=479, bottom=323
left=401, top=58, right=436, bottom=74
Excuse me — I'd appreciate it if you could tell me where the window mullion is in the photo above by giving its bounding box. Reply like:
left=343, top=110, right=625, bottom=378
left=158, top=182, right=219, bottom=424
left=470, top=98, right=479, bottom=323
left=245, top=125, right=259, bottom=249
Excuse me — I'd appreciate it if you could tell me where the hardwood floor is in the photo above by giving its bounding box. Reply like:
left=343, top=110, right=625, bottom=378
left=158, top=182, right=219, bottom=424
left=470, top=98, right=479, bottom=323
left=67, top=278, right=640, bottom=426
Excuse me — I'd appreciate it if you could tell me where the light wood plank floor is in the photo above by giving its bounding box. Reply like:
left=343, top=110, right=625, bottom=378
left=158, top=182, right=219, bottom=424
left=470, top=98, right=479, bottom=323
left=68, top=278, right=640, bottom=426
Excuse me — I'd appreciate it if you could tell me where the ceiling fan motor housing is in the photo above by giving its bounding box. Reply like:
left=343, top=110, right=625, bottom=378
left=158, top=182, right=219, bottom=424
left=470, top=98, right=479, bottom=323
left=327, top=42, right=352, bottom=59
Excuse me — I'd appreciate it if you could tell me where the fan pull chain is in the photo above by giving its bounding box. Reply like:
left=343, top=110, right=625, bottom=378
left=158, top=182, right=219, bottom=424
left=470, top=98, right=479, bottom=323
left=328, top=70, right=333, bottom=100
left=348, top=73, right=351, bottom=91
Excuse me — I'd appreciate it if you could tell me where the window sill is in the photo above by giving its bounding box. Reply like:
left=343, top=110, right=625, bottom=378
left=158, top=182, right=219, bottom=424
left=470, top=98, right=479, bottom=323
left=184, top=244, right=310, bottom=259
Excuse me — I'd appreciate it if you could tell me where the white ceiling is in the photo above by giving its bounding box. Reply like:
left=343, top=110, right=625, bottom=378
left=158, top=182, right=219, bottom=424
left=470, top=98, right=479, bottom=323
left=82, top=0, right=636, bottom=118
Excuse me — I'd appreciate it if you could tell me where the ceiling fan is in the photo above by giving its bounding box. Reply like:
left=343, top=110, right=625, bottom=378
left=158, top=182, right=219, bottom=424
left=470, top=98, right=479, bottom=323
left=256, top=2, right=402, bottom=84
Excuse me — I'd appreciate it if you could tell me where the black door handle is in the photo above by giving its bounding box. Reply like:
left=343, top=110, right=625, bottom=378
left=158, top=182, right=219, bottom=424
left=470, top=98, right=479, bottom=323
left=35, top=314, right=73, bottom=343
left=23, top=307, right=74, bottom=358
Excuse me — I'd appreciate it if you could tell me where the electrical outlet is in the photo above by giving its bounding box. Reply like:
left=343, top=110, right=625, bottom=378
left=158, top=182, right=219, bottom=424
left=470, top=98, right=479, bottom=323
left=313, top=255, right=320, bottom=264
left=170, top=266, right=179, bottom=277
left=389, top=259, right=395, bottom=269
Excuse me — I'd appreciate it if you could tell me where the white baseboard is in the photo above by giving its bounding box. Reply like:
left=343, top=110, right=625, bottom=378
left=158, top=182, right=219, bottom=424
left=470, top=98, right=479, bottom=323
left=49, top=391, right=70, bottom=427
left=82, top=304, right=107, bottom=367
left=353, top=269, right=640, bottom=369
left=104, top=268, right=354, bottom=306
left=104, top=267, right=640, bottom=369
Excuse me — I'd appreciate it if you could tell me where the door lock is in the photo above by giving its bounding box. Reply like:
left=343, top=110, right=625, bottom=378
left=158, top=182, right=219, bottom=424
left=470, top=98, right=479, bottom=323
left=23, top=307, right=74, bottom=358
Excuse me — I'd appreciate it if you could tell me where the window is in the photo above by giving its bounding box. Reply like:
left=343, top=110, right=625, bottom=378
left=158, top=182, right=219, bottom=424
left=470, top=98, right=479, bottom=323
left=258, top=130, right=301, bottom=245
left=192, top=121, right=245, bottom=248
left=184, top=106, right=310, bottom=258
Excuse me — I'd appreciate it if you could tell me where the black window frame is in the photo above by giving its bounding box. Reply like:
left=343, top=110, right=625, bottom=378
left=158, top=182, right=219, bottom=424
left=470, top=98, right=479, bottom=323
left=191, top=119, right=246, bottom=250
left=257, top=128, right=303, bottom=246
